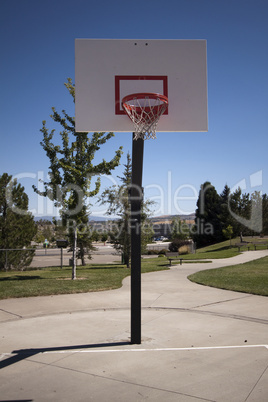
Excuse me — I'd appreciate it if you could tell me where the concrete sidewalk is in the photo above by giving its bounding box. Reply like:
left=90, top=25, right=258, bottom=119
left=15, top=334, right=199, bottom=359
left=1, top=251, right=268, bottom=401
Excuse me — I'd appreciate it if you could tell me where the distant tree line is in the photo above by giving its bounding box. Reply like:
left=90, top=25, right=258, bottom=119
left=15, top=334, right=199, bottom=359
left=192, top=182, right=267, bottom=248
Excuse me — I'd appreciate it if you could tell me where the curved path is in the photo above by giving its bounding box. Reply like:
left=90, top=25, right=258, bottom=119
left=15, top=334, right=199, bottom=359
left=1, top=251, right=268, bottom=401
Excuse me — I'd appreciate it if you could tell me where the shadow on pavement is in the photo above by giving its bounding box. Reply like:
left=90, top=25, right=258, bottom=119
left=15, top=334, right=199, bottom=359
left=0, top=341, right=130, bottom=370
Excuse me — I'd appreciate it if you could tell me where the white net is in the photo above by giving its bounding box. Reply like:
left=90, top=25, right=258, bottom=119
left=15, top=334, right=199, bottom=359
left=122, top=93, right=168, bottom=140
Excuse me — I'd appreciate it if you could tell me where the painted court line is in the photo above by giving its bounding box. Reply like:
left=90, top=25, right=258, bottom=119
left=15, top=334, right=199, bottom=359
left=1, top=344, right=267, bottom=359
left=47, top=344, right=268, bottom=354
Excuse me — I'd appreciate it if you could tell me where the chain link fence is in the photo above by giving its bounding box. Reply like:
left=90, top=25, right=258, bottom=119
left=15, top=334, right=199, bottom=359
left=0, top=248, right=72, bottom=271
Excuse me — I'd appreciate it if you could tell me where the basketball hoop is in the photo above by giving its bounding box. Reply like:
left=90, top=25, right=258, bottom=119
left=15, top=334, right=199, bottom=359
left=122, top=93, right=168, bottom=140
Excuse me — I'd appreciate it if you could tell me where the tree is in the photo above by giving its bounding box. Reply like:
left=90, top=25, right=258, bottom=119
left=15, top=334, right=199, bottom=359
left=141, top=218, right=155, bottom=255
left=193, top=181, right=267, bottom=248
left=170, top=216, right=190, bottom=240
left=52, top=217, right=68, bottom=242
left=34, top=219, right=55, bottom=244
left=192, top=181, right=221, bottom=247
left=262, top=194, right=268, bottom=235
left=169, top=216, right=191, bottom=253
left=0, top=173, right=37, bottom=270
left=33, top=79, right=123, bottom=274
left=99, top=153, right=154, bottom=267
left=219, top=185, right=232, bottom=232
left=228, top=188, right=252, bottom=237
left=222, top=224, right=233, bottom=246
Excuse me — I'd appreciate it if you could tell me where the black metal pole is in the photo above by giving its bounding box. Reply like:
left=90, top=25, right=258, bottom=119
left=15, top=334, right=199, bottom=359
left=130, top=133, right=144, bottom=344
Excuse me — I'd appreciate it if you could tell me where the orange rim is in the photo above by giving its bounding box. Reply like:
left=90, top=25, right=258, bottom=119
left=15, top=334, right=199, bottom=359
left=122, top=92, right=168, bottom=112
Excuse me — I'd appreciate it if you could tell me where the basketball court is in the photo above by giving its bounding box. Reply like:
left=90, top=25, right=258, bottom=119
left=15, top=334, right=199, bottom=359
left=0, top=251, right=267, bottom=401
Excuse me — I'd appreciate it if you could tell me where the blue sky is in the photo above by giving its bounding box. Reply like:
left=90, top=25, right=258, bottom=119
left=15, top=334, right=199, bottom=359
left=1, top=0, right=267, bottom=218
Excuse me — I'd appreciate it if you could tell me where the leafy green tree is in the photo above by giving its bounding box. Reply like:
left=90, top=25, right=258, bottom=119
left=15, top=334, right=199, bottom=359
left=221, top=186, right=263, bottom=238
left=192, top=180, right=267, bottom=247
left=33, top=229, right=46, bottom=244
left=219, top=185, right=233, bottom=232
left=34, top=219, right=55, bottom=244
left=169, top=216, right=191, bottom=252
left=222, top=224, right=233, bottom=246
left=101, top=233, right=108, bottom=243
left=141, top=219, right=155, bottom=254
left=33, top=79, right=123, bottom=270
left=192, top=181, right=221, bottom=247
left=89, top=228, right=100, bottom=242
left=171, top=216, right=190, bottom=240
left=228, top=188, right=252, bottom=238
left=0, top=173, right=37, bottom=270
left=52, top=217, right=68, bottom=242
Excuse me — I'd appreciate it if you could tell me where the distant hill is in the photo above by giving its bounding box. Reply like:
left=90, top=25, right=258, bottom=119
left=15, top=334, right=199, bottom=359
left=34, top=214, right=195, bottom=224
left=34, top=215, right=109, bottom=222
left=151, top=214, right=195, bottom=224
left=34, top=216, right=55, bottom=222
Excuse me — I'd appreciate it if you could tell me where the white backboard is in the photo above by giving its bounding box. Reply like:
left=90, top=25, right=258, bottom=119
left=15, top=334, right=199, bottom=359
left=75, top=39, right=208, bottom=133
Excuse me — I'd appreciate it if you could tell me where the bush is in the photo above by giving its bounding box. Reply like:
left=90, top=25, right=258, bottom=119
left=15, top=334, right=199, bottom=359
left=169, top=239, right=191, bottom=253
left=178, top=245, right=189, bottom=255
left=158, top=249, right=169, bottom=255
left=147, top=250, right=159, bottom=255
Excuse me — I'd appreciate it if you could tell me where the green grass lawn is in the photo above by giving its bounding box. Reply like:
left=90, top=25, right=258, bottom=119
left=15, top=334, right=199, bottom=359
left=160, top=240, right=241, bottom=261
left=0, top=257, right=168, bottom=300
left=188, top=256, right=268, bottom=296
left=1, top=239, right=267, bottom=299
left=186, top=239, right=268, bottom=296
left=184, top=238, right=268, bottom=260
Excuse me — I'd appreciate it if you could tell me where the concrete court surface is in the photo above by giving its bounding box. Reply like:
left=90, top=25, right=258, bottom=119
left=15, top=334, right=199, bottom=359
left=0, top=250, right=268, bottom=402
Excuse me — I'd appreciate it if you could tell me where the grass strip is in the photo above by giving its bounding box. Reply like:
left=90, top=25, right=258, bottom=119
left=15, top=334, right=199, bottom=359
left=188, top=256, right=268, bottom=296
left=0, top=257, right=168, bottom=300
left=1, top=239, right=267, bottom=299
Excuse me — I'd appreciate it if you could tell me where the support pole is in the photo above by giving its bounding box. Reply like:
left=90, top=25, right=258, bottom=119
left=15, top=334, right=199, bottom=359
left=60, top=247, right=63, bottom=269
left=130, top=133, right=144, bottom=344
left=5, top=250, right=8, bottom=271
left=72, top=226, right=77, bottom=280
